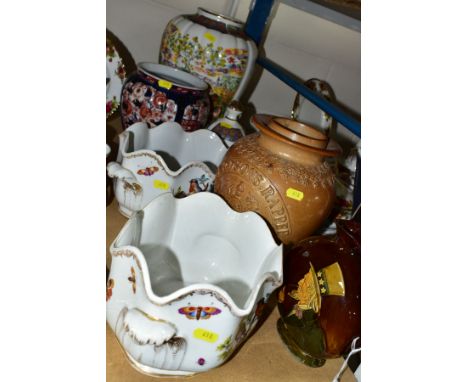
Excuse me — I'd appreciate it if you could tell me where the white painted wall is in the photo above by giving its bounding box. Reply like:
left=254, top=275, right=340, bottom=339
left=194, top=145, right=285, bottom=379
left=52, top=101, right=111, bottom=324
left=107, top=0, right=360, bottom=146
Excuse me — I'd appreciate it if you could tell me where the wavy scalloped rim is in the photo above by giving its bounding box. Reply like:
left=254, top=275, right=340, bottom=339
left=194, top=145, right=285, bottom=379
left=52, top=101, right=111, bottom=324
left=120, top=122, right=227, bottom=176
left=110, top=192, right=283, bottom=317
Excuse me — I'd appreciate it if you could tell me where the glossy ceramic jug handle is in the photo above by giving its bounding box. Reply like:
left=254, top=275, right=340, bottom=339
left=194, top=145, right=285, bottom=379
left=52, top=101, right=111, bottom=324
left=231, top=39, right=258, bottom=102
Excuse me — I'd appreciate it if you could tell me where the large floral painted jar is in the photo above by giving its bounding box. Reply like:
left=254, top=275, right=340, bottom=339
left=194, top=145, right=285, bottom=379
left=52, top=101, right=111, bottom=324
left=159, top=8, right=257, bottom=119
left=215, top=114, right=339, bottom=245
left=276, top=218, right=360, bottom=367
left=121, top=63, right=211, bottom=131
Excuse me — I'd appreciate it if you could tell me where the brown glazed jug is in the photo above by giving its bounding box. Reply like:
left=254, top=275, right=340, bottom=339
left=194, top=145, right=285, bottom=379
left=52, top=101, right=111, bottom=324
left=214, top=114, right=339, bottom=245
left=276, top=218, right=361, bottom=367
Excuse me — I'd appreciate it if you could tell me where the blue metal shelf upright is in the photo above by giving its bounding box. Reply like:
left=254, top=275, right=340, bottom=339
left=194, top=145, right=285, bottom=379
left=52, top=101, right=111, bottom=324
left=244, top=0, right=361, bottom=139
left=244, top=0, right=361, bottom=209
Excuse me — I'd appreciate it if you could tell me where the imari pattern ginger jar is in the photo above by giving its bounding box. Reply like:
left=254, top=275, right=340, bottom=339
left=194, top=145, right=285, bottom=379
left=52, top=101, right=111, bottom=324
left=106, top=192, right=283, bottom=376
left=159, top=8, right=257, bottom=118
left=121, top=63, right=211, bottom=131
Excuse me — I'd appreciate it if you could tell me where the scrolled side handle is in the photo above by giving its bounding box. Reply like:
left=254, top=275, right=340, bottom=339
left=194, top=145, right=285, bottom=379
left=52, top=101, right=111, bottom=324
left=107, top=162, right=143, bottom=195
left=107, top=162, right=136, bottom=182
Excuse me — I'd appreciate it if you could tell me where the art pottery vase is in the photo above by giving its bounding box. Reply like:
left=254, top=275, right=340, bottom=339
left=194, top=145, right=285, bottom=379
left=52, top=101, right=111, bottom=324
left=121, top=63, right=211, bottom=131
left=276, top=218, right=360, bottom=367
left=107, top=192, right=282, bottom=376
left=214, top=114, right=339, bottom=245
left=159, top=8, right=257, bottom=119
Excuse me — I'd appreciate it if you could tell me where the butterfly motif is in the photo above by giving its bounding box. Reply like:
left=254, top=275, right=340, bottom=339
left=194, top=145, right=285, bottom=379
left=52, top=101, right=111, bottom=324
left=137, top=166, right=159, bottom=176
left=178, top=306, right=221, bottom=320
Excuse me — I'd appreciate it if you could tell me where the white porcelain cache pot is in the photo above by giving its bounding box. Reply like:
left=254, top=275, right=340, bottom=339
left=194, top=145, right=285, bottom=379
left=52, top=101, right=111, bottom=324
left=106, top=192, right=283, bottom=376
left=107, top=121, right=227, bottom=217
